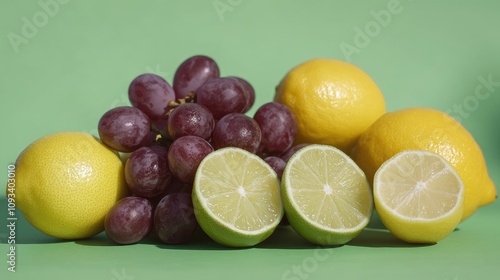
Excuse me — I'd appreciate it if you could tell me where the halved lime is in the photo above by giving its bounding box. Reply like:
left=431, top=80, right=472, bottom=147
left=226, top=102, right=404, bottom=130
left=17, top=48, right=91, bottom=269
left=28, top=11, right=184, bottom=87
left=281, top=144, right=372, bottom=245
left=374, top=150, right=464, bottom=243
left=192, top=147, right=283, bottom=247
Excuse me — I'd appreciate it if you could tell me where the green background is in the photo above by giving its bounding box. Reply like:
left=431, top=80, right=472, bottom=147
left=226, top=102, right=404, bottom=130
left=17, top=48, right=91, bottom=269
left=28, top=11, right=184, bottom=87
left=1, top=0, right=499, bottom=279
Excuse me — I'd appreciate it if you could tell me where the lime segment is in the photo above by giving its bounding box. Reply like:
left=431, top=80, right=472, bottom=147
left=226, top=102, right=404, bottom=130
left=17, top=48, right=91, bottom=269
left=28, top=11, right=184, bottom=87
left=193, top=147, right=283, bottom=247
left=281, top=144, right=372, bottom=245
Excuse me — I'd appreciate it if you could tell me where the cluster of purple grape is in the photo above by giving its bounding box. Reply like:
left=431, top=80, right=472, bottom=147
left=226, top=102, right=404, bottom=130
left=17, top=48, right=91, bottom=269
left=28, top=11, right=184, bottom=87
left=97, top=55, right=301, bottom=245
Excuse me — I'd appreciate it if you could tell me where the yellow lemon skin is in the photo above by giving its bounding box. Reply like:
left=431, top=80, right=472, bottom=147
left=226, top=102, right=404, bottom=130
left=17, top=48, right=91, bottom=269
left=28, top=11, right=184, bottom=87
left=275, top=58, right=386, bottom=154
left=12, top=132, right=128, bottom=239
left=353, top=108, right=497, bottom=221
left=375, top=196, right=464, bottom=244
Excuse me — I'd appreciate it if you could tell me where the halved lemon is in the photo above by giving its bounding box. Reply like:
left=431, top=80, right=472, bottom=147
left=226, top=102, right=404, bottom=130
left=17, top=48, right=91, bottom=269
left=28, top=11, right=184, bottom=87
left=192, top=147, right=283, bottom=247
left=281, top=144, right=373, bottom=245
left=373, top=150, right=465, bottom=243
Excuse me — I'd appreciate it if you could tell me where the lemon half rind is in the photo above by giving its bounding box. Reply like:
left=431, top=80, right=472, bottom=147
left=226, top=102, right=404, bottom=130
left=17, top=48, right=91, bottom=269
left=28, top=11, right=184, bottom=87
left=373, top=150, right=465, bottom=243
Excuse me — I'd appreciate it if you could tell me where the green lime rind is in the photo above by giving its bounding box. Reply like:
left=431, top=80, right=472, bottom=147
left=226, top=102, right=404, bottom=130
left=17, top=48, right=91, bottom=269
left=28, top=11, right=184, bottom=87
left=192, top=193, right=281, bottom=247
left=281, top=190, right=372, bottom=246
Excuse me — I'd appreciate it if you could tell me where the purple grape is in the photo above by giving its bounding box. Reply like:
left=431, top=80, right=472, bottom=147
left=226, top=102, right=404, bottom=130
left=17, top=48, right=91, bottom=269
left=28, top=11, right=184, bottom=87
left=104, top=196, right=153, bottom=244
left=212, top=113, right=261, bottom=153
left=149, top=177, right=193, bottom=207
left=264, top=156, right=286, bottom=180
left=253, top=102, right=297, bottom=156
left=165, top=177, right=193, bottom=194
left=196, top=77, right=248, bottom=120
left=154, top=193, right=198, bottom=244
left=125, top=146, right=172, bottom=198
left=168, top=135, right=213, bottom=184
left=167, top=103, right=215, bottom=140
left=173, top=55, right=220, bottom=99
left=98, top=106, right=151, bottom=152
left=150, top=119, right=169, bottom=134
left=128, top=73, right=176, bottom=120
left=280, top=143, right=310, bottom=163
left=228, top=76, right=255, bottom=113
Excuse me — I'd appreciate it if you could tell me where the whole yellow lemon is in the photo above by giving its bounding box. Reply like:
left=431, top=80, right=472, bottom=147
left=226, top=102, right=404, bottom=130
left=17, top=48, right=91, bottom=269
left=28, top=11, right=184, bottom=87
left=352, top=107, right=497, bottom=221
left=275, top=58, right=386, bottom=154
left=12, top=132, right=128, bottom=239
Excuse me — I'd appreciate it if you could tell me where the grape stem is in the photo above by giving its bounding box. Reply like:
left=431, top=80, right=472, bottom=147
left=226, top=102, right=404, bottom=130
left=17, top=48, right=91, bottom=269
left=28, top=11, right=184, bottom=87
left=167, top=92, right=196, bottom=115
left=154, top=134, right=172, bottom=146
left=150, top=123, right=172, bottom=146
